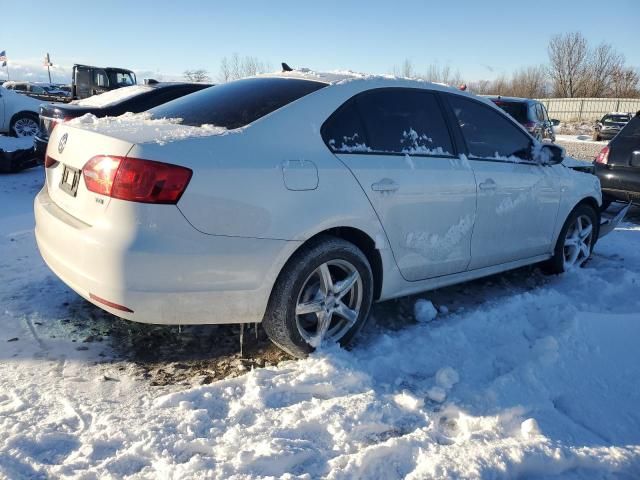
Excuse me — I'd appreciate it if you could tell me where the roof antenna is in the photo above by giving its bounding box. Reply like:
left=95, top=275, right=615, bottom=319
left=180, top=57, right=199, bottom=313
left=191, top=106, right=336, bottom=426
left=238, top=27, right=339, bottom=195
left=281, top=62, right=293, bottom=72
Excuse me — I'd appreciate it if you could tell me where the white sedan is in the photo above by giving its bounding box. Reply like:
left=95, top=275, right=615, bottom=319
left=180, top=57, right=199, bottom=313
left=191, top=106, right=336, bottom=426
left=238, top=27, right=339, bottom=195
left=35, top=71, right=604, bottom=357
left=0, top=85, right=43, bottom=136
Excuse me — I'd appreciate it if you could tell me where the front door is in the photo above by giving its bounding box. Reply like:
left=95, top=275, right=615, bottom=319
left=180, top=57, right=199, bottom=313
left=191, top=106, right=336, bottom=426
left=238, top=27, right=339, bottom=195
left=323, top=88, right=477, bottom=281
left=444, top=94, right=561, bottom=269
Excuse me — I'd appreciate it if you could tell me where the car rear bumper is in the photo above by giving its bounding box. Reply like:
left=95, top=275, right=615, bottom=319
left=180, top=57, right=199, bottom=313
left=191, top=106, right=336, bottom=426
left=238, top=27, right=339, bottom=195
left=597, top=130, right=619, bottom=140
left=34, top=187, right=298, bottom=325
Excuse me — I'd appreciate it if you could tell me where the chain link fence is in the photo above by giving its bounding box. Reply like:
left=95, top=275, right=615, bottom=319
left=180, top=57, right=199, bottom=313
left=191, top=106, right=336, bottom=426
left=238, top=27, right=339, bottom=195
left=535, top=98, right=640, bottom=122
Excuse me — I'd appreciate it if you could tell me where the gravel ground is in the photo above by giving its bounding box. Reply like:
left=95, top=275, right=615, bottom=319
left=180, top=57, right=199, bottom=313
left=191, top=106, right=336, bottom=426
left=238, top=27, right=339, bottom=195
left=556, top=139, right=603, bottom=161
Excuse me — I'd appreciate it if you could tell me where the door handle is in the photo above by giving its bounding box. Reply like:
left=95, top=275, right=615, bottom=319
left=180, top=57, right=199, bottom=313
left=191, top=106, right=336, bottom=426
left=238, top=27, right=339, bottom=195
left=371, top=179, right=399, bottom=192
left=479, top=179, right=497, bottom=190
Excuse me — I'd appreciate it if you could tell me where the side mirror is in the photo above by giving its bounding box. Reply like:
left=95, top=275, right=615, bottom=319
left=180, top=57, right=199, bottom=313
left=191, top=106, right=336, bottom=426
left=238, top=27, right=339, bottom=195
left=550, top=119, right=560, bottom=126
left=535, top=143, right=564, bottom=165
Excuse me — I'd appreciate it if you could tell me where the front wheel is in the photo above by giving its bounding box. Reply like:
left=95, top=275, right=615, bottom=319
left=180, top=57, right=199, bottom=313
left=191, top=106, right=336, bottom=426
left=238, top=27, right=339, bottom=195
left=263, top=236, right=374, bottom=358
left=545, top=204, right=598, bottom=274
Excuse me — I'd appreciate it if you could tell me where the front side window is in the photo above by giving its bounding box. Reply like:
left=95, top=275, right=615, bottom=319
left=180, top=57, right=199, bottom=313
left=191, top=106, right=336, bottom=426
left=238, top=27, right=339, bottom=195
left=447, top=94, right=532, bottom=160
left=322, top=88, right=454, bottom=156
left=150, top=77, right=327, bottom=129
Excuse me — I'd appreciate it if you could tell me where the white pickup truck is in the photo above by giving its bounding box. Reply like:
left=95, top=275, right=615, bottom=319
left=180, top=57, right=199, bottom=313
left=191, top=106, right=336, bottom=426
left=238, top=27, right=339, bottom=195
left=0, top=85, right=44, bottom=136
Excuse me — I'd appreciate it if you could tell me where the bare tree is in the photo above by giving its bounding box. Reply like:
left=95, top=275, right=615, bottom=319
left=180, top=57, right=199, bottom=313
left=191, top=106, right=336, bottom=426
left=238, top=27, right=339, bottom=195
left=424, top=64, right=464, bottom=86
left=218, top=53, right=272, bottom=82
left=509, top=66, right=548, bottom=98
left=392, top=58, right=416, bottom=78
left=547, top=32, right=589, bottom=97
left=584, top=43, right=624, bottom=97
left=183, top=69, right=211, bottom=83
left=610, top=66, right=640, bottom=98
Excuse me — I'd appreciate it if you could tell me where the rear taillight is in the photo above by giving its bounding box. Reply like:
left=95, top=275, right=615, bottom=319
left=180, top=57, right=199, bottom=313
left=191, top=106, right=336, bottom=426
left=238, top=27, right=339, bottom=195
left=595, top=146, right=610, bottom=165
left=82, top=156, right=192, bottom=204
left=44, top=155, right=59, bottom=168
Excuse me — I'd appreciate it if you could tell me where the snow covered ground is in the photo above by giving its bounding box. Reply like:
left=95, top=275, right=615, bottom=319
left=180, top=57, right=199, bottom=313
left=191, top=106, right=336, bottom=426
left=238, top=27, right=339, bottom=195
left=1, top=168, right=640, bottom=479
left=555, top=134, right=606, bottom=145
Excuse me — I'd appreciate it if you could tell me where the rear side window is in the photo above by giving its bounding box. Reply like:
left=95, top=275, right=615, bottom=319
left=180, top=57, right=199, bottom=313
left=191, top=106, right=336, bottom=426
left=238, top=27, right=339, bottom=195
left=448, top=95, right=532, bottom=160
left=149, top=77, right=327, bottom=129
left=322, top=88, right=454, bottom=155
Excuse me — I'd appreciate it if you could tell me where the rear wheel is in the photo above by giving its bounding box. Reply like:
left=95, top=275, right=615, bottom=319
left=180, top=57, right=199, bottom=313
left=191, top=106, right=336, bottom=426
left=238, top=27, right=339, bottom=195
left=11, top=113, right=39, bottom=137
left=545, top=204, right=598, bottom=274
left=263, top=236, right=374, bottom=358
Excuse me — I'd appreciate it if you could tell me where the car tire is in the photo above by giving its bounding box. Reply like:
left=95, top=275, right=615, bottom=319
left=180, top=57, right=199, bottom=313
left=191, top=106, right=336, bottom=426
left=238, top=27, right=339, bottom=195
left=10, top=113, right=40, bottom=137
left=544, top=203, right=599, bottom=274
left=262, top=235, right=374, bottom=358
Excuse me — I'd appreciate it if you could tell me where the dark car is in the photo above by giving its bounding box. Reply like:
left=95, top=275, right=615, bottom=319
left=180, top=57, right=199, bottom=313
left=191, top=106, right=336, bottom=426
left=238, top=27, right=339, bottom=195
left=488, top=97, right=558, bottom=142
left=594, top=111, right=640, bottom=209
left=593, top=113, right=632, bottom=141
left=34, top=81, right=212, bottom=161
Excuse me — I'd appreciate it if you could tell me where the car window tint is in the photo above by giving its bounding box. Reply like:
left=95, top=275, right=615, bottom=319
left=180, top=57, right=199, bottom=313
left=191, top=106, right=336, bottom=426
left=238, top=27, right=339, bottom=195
left=149, top=78, right=327, bottom=129
left=322, top=102, right=369, bottom=152
left=448, top=94, right=532, bottom=160
left=363, top=89, right=454, bottom=154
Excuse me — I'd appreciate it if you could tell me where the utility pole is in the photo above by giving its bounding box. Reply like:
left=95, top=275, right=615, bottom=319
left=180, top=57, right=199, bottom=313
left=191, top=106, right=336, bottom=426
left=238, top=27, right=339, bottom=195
left=44, top=53, right=53, bottom=83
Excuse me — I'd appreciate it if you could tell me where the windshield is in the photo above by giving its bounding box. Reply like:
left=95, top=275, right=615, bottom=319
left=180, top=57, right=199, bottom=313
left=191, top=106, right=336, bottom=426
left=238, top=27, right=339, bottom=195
left=602, top=115, right=629, bottom=125
left=149, top=77, right=327, bottom=129
left=491, top=100, right=528, bottom=123
left=107, top=71, right=136, bottom=87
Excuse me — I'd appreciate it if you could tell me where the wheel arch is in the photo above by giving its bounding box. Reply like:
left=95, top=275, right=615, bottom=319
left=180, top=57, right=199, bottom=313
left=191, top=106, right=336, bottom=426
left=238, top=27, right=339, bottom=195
left=10, top=110, right=39, bottom=132
left=271, top=226, right=384, bottom=303
left=575, top=195, right=601, bottom=239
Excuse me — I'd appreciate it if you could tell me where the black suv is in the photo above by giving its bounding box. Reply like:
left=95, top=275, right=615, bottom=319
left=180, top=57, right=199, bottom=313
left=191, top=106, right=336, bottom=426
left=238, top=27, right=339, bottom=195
left=593, top=113, right=632, bottom=141
left=594, top=111, right=640, bottom=209
left=34, top=81, right=212, bottom=161
left=488, top=97, right=557, bottom=142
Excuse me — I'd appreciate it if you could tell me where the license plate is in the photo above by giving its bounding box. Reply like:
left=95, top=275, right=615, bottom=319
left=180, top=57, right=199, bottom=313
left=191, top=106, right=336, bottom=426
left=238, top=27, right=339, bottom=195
left=59, top=165, right=81, bottom=197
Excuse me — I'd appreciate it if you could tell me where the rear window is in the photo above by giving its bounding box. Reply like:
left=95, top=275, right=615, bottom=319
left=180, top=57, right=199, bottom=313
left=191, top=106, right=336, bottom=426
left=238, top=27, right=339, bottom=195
left=149, top=77, right=327, bottom=129
left=491, top=100, right=528, bottom=123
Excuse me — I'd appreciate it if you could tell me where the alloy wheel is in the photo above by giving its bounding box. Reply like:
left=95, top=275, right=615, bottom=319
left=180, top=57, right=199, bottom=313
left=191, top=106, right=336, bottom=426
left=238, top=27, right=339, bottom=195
left=563, top=214, right=594, bottom=268
left=13, top=118, right=39, bottom=137
left=295, top=259, right=363, bottom=347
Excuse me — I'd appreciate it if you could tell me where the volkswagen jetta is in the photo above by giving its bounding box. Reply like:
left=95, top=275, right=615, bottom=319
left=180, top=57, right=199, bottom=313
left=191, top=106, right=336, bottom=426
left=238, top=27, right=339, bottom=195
left=35, top=71, right=605, bottom=357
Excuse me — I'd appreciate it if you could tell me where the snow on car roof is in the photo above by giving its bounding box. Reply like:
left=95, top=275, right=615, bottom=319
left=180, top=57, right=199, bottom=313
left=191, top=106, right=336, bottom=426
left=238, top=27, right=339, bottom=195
left=71, top=85, right=154, bottom=108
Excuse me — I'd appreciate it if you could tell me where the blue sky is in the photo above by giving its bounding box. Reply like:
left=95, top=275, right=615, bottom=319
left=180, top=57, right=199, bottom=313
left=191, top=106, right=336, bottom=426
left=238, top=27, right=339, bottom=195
left=2, top=0, right=639, bottom=83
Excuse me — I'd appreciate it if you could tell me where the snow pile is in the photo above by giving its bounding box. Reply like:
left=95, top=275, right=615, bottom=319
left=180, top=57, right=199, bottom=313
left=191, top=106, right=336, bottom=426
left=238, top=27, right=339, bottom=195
left=0, top=135, right=34, bottom=152
left=1, top=170, right=640, bottom=478
left=67, top=112, right=232, bottom=145
left=71, top=85, right=154, bottom=108
left=414, top=299, right=438, bottom=323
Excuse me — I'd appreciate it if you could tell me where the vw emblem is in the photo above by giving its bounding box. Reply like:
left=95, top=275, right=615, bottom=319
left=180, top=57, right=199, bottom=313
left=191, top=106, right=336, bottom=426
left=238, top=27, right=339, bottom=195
left=58, top=133, right=68, bottom=154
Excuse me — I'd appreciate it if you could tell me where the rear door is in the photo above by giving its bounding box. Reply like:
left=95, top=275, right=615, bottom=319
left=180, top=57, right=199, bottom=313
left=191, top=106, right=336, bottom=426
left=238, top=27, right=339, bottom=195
left=324, top=88, right=477, bottom=281
left=443, top=93, right=561, bottom=269
left=609, top=116, right=640, bottom=200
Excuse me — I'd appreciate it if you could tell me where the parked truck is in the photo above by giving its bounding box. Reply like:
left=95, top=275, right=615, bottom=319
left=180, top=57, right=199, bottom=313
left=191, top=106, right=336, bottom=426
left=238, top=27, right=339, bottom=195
left=71, top=64, right=137, bottom=100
